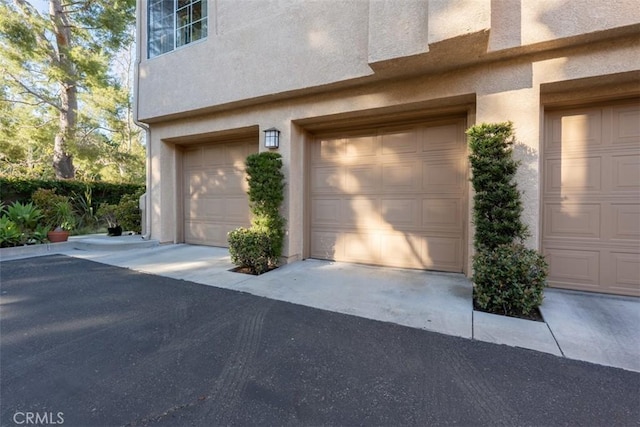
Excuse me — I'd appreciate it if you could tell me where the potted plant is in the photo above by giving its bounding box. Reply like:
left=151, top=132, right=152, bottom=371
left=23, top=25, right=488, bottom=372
left=31, top=189, right=77, bottom=243
left=97, top=203, right=122, bottom=236
left=46, top=199, right=76, bottom=243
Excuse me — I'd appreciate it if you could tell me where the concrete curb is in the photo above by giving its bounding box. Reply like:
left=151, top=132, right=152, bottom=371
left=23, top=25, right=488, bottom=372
left=0, top=241, right=75, bottom=259
left=0, top=235, right=159, bottom=261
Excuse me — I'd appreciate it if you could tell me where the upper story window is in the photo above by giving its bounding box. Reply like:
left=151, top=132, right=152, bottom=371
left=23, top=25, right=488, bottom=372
left=148, top=0, right=208, bottom=58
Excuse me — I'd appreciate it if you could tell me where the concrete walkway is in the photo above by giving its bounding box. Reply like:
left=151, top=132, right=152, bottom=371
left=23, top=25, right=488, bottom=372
left=1, top=238, right=638, bottom=372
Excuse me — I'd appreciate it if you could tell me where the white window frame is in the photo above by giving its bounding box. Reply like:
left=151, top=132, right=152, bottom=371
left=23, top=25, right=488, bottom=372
left=148, top=0, right=208, bottom=58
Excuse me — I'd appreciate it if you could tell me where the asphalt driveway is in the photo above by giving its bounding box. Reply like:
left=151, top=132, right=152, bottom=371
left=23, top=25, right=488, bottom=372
left=1, top=255, right=638, bottom=426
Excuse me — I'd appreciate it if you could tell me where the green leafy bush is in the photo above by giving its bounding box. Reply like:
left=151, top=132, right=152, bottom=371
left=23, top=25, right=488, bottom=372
left=32, top=188, right=75, bottom=231
left=96, top=202, right=119, bottom=228
left=467, top=122, right=529, bottom=250
left=0, top=216, right=22, bottom=247
left=2, top=201, right=46, bottom=245
left=96, top=190, right=142, bottom=233
left=71, top=186, right=98, bottom=230
left=114, top=192, right=142, bottom=233
left=0, top=177, right=144, bottom=207
left=6, top=202, right=43, bottom=233
left=228, top=227, right=273, bottom=275
left=228, top=152, right=286, bottom=274
left=467, top=122, right=548, bottom=317
left=473, top=243, right=549, bottom=317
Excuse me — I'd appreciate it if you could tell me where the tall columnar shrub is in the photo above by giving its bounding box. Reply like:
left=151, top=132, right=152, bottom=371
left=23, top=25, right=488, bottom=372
left=228, top=152, right=286, bottom=274
left=467, top=122, right=548, bottom=317
left=467, top=122, right=529, bottom=250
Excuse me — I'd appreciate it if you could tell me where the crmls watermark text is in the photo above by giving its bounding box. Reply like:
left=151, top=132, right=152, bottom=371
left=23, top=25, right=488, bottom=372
left=12, top=412, right=64, bottom=425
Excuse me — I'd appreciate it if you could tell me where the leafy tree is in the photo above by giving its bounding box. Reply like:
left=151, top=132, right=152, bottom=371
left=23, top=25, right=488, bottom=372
left=0, top=0, right=139, bottom=180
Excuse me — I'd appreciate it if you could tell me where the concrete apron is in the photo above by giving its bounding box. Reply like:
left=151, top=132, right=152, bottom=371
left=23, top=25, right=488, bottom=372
left=5, top=242, right=637, bottom=372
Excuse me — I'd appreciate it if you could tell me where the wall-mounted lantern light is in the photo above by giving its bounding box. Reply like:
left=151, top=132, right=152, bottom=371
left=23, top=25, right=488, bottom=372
left=264, top=127, right=280, bottom=149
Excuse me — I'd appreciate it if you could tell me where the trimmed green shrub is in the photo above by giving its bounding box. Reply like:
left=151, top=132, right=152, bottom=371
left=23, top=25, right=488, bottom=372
left=473, top=243, right=548, bottom=317
left=228, top=152, right=286, bottom=274
left=467, top=122, right=529, bottom=250
left=228, top=227, right=272, bottom=275
left=0, top=177, right=144, bottom=208
left=467, top=122, right=548, bottom=317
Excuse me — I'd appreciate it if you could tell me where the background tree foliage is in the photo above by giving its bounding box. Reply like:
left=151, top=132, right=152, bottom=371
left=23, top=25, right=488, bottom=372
left=0, top=0, right=144, bottom=183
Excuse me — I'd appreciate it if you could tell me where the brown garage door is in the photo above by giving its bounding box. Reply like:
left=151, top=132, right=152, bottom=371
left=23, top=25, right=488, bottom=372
left=543, top=100, right=640, bottom=296
left=309, top=119, right=467, bottom=272
left=183, top=139, right=258, bottom=246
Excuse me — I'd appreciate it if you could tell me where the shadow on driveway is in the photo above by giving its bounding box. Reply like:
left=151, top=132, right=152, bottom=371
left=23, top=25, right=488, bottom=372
left=1, top=255, right=638, bottom=426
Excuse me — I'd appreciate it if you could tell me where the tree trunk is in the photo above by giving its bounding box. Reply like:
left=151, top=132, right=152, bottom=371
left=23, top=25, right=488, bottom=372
left=50, top=0, right=76, bottom=179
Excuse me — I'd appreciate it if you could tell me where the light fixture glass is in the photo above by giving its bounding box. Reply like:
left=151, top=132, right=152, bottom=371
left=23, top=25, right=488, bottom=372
left=264, top=127, right=280, bottom=149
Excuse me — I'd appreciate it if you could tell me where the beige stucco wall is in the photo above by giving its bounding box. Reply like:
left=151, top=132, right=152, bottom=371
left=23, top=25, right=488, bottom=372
left=136, top=0, right=640, bottom=273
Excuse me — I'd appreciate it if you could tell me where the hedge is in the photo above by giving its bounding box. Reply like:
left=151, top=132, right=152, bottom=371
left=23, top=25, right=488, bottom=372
left=0, top=178, right=145, bottom=207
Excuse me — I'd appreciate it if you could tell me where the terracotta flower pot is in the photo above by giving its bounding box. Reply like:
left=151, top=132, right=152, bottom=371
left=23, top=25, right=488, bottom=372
left=47, top=230, right=70, bottom=243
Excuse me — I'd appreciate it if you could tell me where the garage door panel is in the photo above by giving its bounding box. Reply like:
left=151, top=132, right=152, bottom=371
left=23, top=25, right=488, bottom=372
left=609, top=252, right=640, bottom=290
left=381, top=129, right=418, bottom=155
left=312, top=166, right=343, bottom=193
left=380, top=234, right=424, bottom=268
left=422, top=158, right=465, bottom=194
left=547, top=110, right=602, bottom=152
left=344, top=232, right=382, bottom=263
left=612, top=105, right=640, bottom=145
left=203, top=145, right=226, bottom=166
left=227, top=141, right=254, bottom=166
left=423, top=237, right=462, bottom=272
left=315, top=137, right=345, bottom=160
left=342, top=197, right=380, bottom=228
left=183, top=139, right=257, bottom=247
left=422, top=123, right=463, bottom=152
left=310, top=231, right=341, bottom=260
left=345, top=165, right=381, bottom=192
left=310, top=119, right=466, bottom=272
left=185, top=221, right=225, bottom=245
left=346, top=135, right=378, bottom=157
left=422, top=198, right=462, bottom=231
left=545, top=156, right=602, bottom=193
left=611, top=154, right=640, bottom=191
left=224, top=169, right=248, bottom=192
left=380, top=198, right=419, bottom=229
left=184, top=149, right=203, bottom=168
left=185, top=198, right=224, bottom=221
left=382, top=162, right=420, bottom=192
left=311, top=198, right=342, bottom=225
left=543, top=101, right=639, bottom=296
left=187, top=171, right=206, bottom=196
left=544, top=248, right=600, bottom=288
left=226, top=197, right=251, bottom=222
left=544, top=203, right=601, bottom=238
left=611, top=204, right=640, bottom=240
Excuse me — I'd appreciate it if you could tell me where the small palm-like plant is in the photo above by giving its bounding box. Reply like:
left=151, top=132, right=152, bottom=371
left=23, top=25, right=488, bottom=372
left=6, top=202, right=44, bottom=232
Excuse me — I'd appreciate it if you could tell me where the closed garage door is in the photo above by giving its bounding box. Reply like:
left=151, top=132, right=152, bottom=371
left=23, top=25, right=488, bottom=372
left=543, top=100, right=640, bottom=296
left=183, top=139, right=258, bottom=246
left=309, top=119, right=467, bottom=272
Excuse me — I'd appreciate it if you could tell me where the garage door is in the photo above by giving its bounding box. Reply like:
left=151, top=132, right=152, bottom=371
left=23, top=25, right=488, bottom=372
left=183, top=139, right=258, bottom=246
left=309, top=119, right=467, bottom=272
left=543, top=100, right=640, bottom=296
